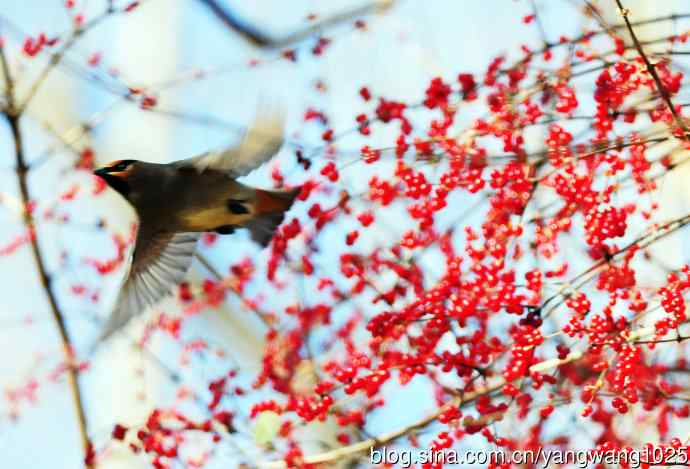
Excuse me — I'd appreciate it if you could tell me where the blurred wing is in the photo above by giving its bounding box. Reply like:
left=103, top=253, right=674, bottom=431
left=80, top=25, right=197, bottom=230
left=99, top=231, right=200, bottom=342
left=176, top=105, right=284, bottom=176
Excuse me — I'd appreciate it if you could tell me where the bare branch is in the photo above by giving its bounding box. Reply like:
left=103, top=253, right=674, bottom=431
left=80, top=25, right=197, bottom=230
left=197, top=0, right=393, bottom=48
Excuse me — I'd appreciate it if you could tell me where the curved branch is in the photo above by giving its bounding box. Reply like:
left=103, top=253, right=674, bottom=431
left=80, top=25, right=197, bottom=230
left=197, top=0, right=394, bottom=48
left=260, top=353, right=582, bottom=467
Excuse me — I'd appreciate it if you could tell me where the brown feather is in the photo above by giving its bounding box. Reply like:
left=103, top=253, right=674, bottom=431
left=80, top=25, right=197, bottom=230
left=99, top=230, right=200, bottom=341
left=181, top=206, right=253, bottom=231
left=255, top=188, right=299, bottom=214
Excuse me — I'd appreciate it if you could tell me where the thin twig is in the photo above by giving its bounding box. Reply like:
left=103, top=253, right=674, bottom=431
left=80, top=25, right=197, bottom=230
left=196, top=253, right=273, bottom=327
left=529, top=0, right=550, bottom=47
left=541, top=212, right=690, bottom=317
left=614, top=0, right=690, bottom=139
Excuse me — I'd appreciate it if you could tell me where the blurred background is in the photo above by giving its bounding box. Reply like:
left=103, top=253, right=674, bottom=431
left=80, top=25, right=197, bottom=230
left=1, top=0, right=690, bottom=468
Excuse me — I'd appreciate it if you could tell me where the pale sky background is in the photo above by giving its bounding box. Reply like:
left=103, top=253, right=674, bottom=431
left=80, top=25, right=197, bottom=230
left=1, top=1, right=690, bottom=468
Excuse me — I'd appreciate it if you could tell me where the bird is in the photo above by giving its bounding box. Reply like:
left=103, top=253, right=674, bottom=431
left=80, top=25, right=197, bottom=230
left=93, top=107, right=299, bottom=342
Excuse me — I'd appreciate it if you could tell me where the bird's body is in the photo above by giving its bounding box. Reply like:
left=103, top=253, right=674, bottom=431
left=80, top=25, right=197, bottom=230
left=121, top=162, right=271, bottom=233
left=94, top=108, right=298, bottom=341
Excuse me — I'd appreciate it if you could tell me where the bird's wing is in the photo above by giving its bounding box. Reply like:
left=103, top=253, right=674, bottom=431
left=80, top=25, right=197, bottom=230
left=99, top=231, right=200, bottom=342
left=176, top=105, right=285, bottom=176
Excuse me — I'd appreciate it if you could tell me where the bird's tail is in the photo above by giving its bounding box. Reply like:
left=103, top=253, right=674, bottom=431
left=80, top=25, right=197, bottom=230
left=246, top=187, right=301, bottom=246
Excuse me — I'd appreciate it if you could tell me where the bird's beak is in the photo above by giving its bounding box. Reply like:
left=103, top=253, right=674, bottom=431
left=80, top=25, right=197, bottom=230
left=94, top=167, right=109, bottom=178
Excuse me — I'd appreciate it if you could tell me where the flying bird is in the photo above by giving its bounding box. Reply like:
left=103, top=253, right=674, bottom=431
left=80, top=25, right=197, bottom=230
left=93, top=108, right=299, bottom=341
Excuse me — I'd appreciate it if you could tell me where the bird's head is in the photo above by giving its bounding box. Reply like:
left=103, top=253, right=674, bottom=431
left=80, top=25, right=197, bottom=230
left=94, top=159, right=139, bottom=198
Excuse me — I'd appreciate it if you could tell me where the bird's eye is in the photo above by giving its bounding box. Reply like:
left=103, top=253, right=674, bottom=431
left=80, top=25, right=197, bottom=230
left=112, top=162, right=130, bottom=172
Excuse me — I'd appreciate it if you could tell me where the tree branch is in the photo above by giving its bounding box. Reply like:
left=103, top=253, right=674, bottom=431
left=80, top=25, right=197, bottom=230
left=259, top=354, right=581, bottom=467
left=196, top=0, right=393, bottom=48
left=260, top=318, right=672, bottom=468
left=0, top=41, right=93, bottom=467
